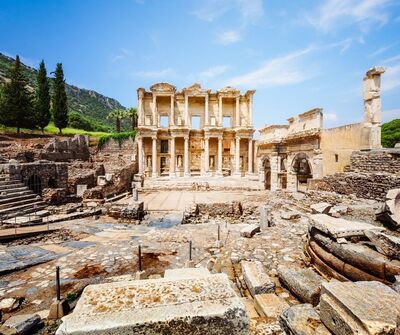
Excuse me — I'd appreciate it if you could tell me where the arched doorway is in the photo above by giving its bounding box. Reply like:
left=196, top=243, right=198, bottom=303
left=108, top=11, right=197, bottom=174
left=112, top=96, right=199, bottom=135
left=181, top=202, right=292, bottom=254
left=27, top=175, right=42, bottom=195
left=263, top=158, right=271, bottom=190
left=291, top=153, right=312, bottom=191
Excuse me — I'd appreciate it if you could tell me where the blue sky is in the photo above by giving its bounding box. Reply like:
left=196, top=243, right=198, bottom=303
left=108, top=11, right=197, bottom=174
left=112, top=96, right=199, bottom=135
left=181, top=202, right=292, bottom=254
left=1, top=0, right=399, bottom=129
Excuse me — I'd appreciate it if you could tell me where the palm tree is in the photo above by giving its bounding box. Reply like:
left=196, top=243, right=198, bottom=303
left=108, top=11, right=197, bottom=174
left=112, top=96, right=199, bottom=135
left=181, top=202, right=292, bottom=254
left=107, top=109, right=125, bottom=132
left=125, top=107, right=138, bottom=131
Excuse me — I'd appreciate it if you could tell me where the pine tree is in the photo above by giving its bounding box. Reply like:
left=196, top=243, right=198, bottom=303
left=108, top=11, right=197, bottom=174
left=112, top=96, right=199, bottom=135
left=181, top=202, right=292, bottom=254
left=35, top=60, right=51, bottom=132
left=52, top=63, right=68, bottom=134
left=0, top=55, right=35, bottom=134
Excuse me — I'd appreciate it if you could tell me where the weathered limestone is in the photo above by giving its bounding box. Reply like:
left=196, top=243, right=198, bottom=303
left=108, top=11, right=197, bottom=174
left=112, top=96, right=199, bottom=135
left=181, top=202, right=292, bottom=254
left=0, top=313, right=42, bottom=335
left=310, top=214, right=385, bottom=238
left=281, top=211, right=301, bottom=220
left=277, top=266, right=326, bottom=306
left=254, top=293, right=289, bottom=318
left=376, top=188, right=400, bottom=230
left=241, top=260, right=275, bottom=297
left=320, top=281, right=400, bottom=335
left=56, top=274, right=249, bottom=335
left=365, top=231, right=400, bottom=260
left=311, top=202, right=332, bottom=214
left=107, top=201, right=144, bottom=220
left=240, top=224, right=260, bottom=238
left=279, top=304, right=331, bottom=335
left=163, top=267, right=210, bottom=280
left=259, top=205, right=270, bottom=231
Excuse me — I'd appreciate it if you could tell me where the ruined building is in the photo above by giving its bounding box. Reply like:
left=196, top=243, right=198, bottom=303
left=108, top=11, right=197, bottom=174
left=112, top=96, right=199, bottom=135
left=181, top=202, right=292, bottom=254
left=257, top=67, right=386, bottom=192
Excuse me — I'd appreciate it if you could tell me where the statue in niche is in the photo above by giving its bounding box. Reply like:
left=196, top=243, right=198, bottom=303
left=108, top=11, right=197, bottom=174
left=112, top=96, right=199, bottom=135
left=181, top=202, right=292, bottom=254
left=177, top=155, right=183, bottom=168
left=209, top=156, right=215, bottom=169
left=146, top=155, right=152, bottom=168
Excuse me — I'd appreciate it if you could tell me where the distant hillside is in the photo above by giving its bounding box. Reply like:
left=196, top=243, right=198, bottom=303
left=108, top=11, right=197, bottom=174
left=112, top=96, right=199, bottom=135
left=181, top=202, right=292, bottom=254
left=382, top=119, right=400, bottom=148
left=0, top=53, right=125, bottom=129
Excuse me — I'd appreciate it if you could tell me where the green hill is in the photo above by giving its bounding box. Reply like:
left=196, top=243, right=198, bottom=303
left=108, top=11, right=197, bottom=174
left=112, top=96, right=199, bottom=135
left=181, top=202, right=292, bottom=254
left=0, top=53, right=125, bottom=130
left=382, top=119, right=400, bottom=148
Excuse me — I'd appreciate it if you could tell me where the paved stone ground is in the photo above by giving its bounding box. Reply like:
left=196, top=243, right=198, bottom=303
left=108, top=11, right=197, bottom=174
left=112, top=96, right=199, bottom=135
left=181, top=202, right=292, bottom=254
left=0, top=190, right=387, bottom=334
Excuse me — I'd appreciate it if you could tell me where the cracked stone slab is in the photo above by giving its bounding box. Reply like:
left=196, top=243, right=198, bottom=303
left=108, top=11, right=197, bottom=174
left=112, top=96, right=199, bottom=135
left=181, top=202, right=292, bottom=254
left=254, top=293, right=289, bottom=319
left=56, top=273, right=249, bottom=335
left=320, top=281, right=400, bottom=335
left=241, top=260, right=275, bottom=297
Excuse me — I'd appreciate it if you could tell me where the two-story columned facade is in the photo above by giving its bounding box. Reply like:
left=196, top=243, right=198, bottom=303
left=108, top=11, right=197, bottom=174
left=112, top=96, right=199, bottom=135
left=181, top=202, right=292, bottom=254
left=136, top=83, right=255, bottom=180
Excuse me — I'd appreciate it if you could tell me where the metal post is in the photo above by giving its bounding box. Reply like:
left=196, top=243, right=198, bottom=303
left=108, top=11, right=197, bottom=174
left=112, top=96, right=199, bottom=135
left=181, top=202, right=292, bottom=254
left=189, top=240, right=192, bottom=261
left=56, top=266, right=61, bottom=301
left=138, top=245, right=142, bottom=272
left=217, top=224, right=220, bottom=241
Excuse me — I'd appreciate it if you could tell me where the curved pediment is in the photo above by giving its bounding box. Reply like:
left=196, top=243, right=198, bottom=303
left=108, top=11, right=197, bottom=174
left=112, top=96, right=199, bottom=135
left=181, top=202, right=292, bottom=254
left=217, top=86, right=240, bottom=95
left=149, top=82, right=176, bottom=93
left=182, top=83, right=210, bottom=95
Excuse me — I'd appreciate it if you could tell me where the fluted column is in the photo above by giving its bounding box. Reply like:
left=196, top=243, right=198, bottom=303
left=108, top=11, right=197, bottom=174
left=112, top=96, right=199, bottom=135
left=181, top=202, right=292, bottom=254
left=236, top=96, right=240, bottom=127
left=234, top=136, right=241, bottom=176
left=169, top=136, right=175, bottom=177
left=137, top=137, right=143, bottom=174
left=248, top=95, right=253, bottom=126
left=152, top=136, right=157, bottom=178
left=184, top=136, right=190, bottom=177
left=185, top=94, right=189, bottom=127
left=170, top=95, right=175, bottom=126
left=247, top=138, right=253, bottom=174
left=203, top=136, right=209, bottom=176
left=216, top=136, right=223, bottom=176
left=152, top=94, right=157, bottom=127
left=138, top=90, right=144, bottom=126
left=218, top=96, right=222, bottom=126
left=205, top=94, right=209, bottom=126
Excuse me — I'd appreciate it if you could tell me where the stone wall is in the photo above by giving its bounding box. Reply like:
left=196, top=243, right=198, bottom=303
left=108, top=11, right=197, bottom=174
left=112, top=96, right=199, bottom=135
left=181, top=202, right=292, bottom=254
left=41, top=135, right=90, bottom=162
left=314, top=149, right=400, bottom=201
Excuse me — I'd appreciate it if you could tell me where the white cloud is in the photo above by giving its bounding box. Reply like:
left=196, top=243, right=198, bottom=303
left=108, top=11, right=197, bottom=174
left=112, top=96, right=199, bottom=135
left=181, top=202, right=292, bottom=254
left=382, top=63, right=400, bottom=91
left=383, top=54, right=400, bottom=64
left=216, top=30, right=242, bottom=45
left=324, top=113, right=338, bottom=121
left=225, top=47, right=315, bottom=88
left=134, top=68, right=176, bottom=79
left=382, top=109, right=400, bottom=122
left=368, top=42, right=397, bottom=58
left=200, top=65, right=229, bottom=78
left=110, top=48, right=132, bottom=63
left=307, top=0, right=392, bottom=33
left=191, top=0, right=232, bottom=22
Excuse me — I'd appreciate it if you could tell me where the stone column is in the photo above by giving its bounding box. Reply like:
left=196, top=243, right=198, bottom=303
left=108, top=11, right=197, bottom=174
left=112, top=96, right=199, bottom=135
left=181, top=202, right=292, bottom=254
left=185, top=94, right=189, bottom=127
left=152, top=94, right=157, bottom=127
left=270, top=154, right=279, bottom=191
left=234, top=136, right=241, bottom=176
left=216, top=137, right=223, bottom=176
left=236, top=96, right=240, bottom=127
left=137, top=137, right=143, bottom=174
left=205, top=94, right=209, bottom=127
left=152, top=136, right=157, bottom=178
left=248, top=95, right=253, bottom=127
left=203, top=136, right=209, bottom=176
left=170, top=95, right=175, bottom=126
left=247, top=138, right=253, bottom=175
left=218, top=96, right=222, bottom=126
left=169, top=136, right=175, bottom=178
left=138, top=90, right=144, bottom=126
left=184, top=136, right=190, bottom=177
left=312, top=149, right=323, bottom=179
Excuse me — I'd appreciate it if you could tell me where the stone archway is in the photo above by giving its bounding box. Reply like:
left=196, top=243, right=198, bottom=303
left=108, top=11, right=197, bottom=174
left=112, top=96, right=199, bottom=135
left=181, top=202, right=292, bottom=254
left=27, top=174, right=42, bottom=195
left=262, top=157, right=271, bottom=190
left=291, top=153, right=312, bottom=191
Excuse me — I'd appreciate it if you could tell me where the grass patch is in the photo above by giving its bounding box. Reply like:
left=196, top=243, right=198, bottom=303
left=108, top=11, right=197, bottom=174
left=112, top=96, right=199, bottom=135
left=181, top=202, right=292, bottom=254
left=97, top=131, right=136, bottom=148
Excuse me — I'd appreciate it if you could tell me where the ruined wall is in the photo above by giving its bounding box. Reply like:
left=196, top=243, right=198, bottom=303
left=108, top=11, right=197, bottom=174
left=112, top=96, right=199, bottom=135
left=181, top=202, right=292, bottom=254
left=315, top=149, right=400, bottom=201
left=320, top=123, right=372, bottom=176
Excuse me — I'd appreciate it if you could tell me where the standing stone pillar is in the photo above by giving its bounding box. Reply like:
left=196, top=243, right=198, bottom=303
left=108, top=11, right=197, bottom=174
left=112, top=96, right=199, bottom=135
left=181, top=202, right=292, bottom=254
left=137, top=137, right=143, bottom=175
left=247, top=138, right=253, bottom=175
left=216, top=137, right=223, bottom=176
left=138, top=90, right=144, bottom=126
left=234, top=136, right=241, bottom=176
left=152, top=94, right=157, bottom=127
left=218, top=96, right=223, bottom=126
left=152, top=137, right=158, bottom=178
left=270, top=154, right=279, bottom=191
left=205, top=94, right=209, bottom=126
left=248, top=95, right=253, bottom=127
left=169, top=136, right=176, bottom=178
left=312, top=149, right=323, bottom=179
left=170, top=95, right=175, bottom=126
left=203, top=136, right=209, bottom=176
left=235, top=96, right=240, bottom=127
left=184, top=136, right=190, bottom=177
left=185, top=94, right=189, bottom=127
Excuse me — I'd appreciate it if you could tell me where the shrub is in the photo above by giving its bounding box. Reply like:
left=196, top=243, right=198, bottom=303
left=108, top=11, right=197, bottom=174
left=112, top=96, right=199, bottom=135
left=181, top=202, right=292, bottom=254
left=97, top=131, right=136, bottom=148
left=381, top=119, right=400, bottom=148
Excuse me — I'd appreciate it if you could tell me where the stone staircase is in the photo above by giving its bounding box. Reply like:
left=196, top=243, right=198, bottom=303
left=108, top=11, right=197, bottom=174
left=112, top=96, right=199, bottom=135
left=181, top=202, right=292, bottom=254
left=0, top=175, right=47, bottom=227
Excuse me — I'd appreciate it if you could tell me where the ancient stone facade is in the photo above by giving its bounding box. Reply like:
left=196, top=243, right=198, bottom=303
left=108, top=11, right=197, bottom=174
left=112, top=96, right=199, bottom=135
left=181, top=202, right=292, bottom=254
left=256, top=67, right=386, bottom=192
left=136, top=83, right=255, bottom=181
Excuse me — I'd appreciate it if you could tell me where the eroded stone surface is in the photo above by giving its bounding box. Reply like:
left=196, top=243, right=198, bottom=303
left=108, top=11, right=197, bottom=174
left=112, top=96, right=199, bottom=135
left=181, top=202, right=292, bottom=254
left=240, top=224, right=261, bottom=238
left=254, top=293, right=289, bottom=318
left=241, top=260, right=275, bottom=297
left=56, top=274, right=249, bottom=335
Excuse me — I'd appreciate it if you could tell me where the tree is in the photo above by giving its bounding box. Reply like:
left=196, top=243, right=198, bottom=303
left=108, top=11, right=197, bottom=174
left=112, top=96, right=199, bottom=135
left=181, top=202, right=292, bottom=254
left=107, top=109, right=125, bottom=132
left=52, top=63, right=68, bottom=134
left=125, top=107, right=138, bottom=131
left=0, top=55, right=35, bottom=134
left=35, top=60, right=51, bottom=132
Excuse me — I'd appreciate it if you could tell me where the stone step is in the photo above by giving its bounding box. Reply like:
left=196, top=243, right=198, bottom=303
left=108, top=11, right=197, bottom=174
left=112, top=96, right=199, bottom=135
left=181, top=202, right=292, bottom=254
left=0, top=179, right=21, bottom=186
left=2, top=204, right=47, bottom=220
left=0, top=182, right=26, bottom=191
left=0, top=190, right=33, bottom=200
left=0, top=193, right=37, bottom=206
left=0, top=196, right=41, bottom=210
left=0, top=186, right=30, bottom=194
left=0, top=201, right=45, bottom=216
left=3, top=215, right=43, bottom=226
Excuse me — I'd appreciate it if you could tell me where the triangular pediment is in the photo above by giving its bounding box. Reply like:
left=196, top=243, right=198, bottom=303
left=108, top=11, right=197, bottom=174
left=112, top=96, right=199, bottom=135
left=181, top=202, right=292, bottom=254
left=150, top=82, right=176, bottom=93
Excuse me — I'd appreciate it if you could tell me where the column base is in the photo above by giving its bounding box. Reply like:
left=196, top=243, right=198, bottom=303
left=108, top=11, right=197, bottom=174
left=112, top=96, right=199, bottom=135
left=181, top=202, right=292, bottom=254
left=202, top=171, right=212, bottom=177
left=151, top=172, right=159, bottom=178
left=233, top=172, right=242, bottom=177
left=245, top=172, right=255, bottom=177
left=184, top=172, right=191, bottom=177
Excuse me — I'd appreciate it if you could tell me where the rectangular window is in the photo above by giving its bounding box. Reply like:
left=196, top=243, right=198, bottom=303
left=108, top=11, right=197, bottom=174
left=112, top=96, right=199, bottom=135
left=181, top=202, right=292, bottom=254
left=223, top=116, right=231, bottom=128
left=160, top=116, right=169, bottom=128
left=335, top=154, right=339, bottom=162
left=191, top=116, right=201, bottom=129
left=161, top=140, right=168, bottom=153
